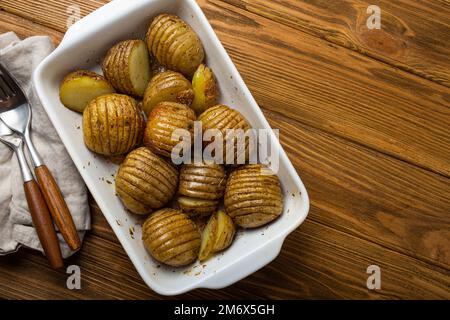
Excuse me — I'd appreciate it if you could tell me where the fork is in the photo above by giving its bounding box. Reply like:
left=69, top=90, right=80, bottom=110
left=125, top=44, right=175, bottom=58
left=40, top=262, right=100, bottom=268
left=0, top=119, right=64, bottom=268
left=0, top=63, right=81, bottom=251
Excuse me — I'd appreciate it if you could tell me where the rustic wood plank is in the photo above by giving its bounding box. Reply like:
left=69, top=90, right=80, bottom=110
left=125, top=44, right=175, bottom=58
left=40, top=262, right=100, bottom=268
left=1, top=212, right=449, bottom=299
left=198, top=0, right=450, bottom=177
left=0, top=10, right=62, bottom=44
left=222, top=0, right=450, bottom=87
left=0, top=2, right=449, bottom=300
left=2, top=1, right=449, bottom=176
left=266, top=111, right=450, bottom=268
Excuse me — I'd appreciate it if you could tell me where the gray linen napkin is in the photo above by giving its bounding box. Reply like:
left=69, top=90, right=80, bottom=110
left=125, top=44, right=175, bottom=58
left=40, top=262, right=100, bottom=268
left=0, top=32, right=90, bottom=258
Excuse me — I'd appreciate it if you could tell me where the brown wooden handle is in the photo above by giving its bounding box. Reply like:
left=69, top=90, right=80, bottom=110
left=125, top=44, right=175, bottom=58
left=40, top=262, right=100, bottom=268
left=24, top=180, right=64, bottom=269
left=35, top=165, right=81, bottom=251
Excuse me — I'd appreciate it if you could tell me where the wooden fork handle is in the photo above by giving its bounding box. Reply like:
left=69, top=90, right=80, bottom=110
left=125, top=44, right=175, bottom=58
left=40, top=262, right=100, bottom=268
left=24, top=180, right=64, bottom=269
left=35, top=165, right=81, bottom=251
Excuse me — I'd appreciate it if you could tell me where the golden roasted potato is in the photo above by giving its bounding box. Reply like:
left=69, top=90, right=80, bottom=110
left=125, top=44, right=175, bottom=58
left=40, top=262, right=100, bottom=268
left=191, top=64, right=219, bottom=114
left=142, top=208, right=201, bottom=267
left=198, top=105, right=251, bottom=164
left=178, top=163, right=226, bottom=216
left=224, top=165, right=283, bottom=228
left=199, top=212, right=217, bottom=261
left=83, top=94, right=144, bottom=156
left=115, top=147, right=179, bottom=215
left=146, top=14, right=204, bottom=77
left=199, top=210, right=235, bottom=261
left=213, top=210, right=235, bottom=252
left=59, top=70, right=115, bottom=113
left=102, top=39, right=151, bottom=97
left=142, top=71, right=194, bottom=115
left=143, top=102, right=196, bottom=158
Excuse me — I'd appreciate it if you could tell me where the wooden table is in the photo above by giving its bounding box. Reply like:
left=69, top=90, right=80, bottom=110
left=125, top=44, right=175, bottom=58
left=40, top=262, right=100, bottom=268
left=0, top=0, right=449, bottom=300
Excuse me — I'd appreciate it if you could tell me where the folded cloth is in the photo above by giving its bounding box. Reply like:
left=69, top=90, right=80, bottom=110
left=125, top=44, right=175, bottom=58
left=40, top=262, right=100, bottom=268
left=0, top=32, right=90, bottom=258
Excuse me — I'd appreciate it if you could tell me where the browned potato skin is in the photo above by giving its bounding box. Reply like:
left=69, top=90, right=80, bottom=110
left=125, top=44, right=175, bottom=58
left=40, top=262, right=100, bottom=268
left=115, top=147, right=179, bottom=215
left=142, top=71, right=194, bottom=115
left=102, top=39, right=150, bottom=97
left=143, top=102, right=196, bottom=158
left=198, top=105, right=251, bottom=163
left=224, top=165, right=283, bottom=228
left=142, top=208, right=201, bottom=267
left=178, top=163, right=227, bottom=216
left=146, top=14, right=205, bottom=77
left=82, top=94, right=144, bottom=156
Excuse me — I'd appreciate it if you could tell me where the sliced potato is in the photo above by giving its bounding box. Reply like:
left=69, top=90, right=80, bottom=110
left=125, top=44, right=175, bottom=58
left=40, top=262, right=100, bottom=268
left=59, top=70, right=115, bottom=113
left=82, top=94, right=144, bottom=156
left=142, top=208, right=200, bottom=267
left=146, top=14, right=204, bottom=77
left=191, top=64, right=219, bottom=114
left=199, top=212, right=218, bottom=262
left=142, top=71, right=194, bottom=115
left=178, top=196, right=218, bottom=217
left=198, top=105, right=252, bottom=164
left=102, top=39, right=151, bottom=97
left=143, top=102, right=196, bottom=157
left=212, top=210, right=235, bottom=252
left=224, top=164, right=283, bottom=228
left=115, top=147, right=179, bottom=214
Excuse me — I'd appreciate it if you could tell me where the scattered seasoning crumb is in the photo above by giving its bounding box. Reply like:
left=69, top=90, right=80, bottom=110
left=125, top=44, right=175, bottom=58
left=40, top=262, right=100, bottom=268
left=156, top=265, right=161, bottom=268
left=83, top=166, right=85, bottom=169
left=129, top=226, right=135, bottom=239
left=292, top=193, right=295, bottom=197
left=88, top=161, right=91, bottom=166
left=116, top=219, right=122, bottom=226
left=194, top=271, right=202, bottom=276
left=106, top=179, right=112, bottom=185
left=76, top=125, right=80, bottom=130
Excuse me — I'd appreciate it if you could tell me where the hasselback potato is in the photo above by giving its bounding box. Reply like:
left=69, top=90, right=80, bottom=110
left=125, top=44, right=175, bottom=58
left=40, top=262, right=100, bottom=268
left=224, top=165, right=283, bottom=228
left=198, top=105, right=251, bottom=164
left=142, top=208, right=201, bottom=266
left=191, top=64, right=219, bottom=115
left=199, top=210, right=235, bottom=261
left=142, top=71, right=194, bottom=115
left=143, top=102, right=196, bottom=158
left=83, top=94, right=144, bottom=156
left=146, top=14, right=205, bottom=77
left=178, top=163, right=227, bottom=216
left=60, top=70, right=115, bottom=113
left=102, top=39, right=151, bottom=97
left=115, top=147, right=179, bottom=215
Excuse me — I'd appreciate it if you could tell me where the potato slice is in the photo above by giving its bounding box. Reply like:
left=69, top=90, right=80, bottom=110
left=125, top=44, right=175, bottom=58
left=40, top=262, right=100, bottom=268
left=102, top=39, right=151, bottom=97
left=191, top=64, right=219, bottom=114
left=212, top=210, right=235, bottom=252
left=59, top=70, right=115, bottom=113
left=178, top=196, right=218, bottom=217
left=199, top=212, right=218, bottom=262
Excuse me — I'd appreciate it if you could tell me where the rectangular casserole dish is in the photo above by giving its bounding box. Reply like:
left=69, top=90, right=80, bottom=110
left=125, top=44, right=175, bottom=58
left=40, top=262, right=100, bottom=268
left=33, top=0, right=309, bottom=295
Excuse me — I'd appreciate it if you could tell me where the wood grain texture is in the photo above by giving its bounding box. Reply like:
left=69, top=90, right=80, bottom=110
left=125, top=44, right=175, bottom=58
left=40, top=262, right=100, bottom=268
left=0, top=0, right=449, bottom=300
left=197, top=0, right=450, bottom=177
left=0, top=207, right=448, bottom=300
left=222, top=0, right=450, bottom=87
left=2, top=1, right=449, bottom=176
left=35, top=165, right=81, bottom=251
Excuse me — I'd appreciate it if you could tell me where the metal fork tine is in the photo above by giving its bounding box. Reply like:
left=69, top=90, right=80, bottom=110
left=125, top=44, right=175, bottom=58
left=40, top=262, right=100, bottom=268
left=0, top=64, right=24, bottom=100
left=0, top=74, right=13, bottom=97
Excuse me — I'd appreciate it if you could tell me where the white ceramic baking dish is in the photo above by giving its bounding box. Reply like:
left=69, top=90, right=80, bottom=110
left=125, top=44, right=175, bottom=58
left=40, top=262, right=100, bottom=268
left=33, top=0, right=309, bottom=295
